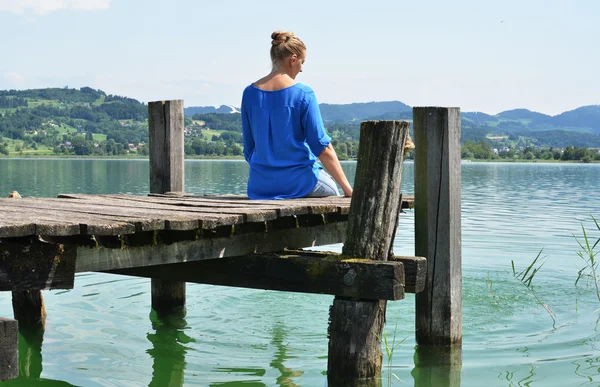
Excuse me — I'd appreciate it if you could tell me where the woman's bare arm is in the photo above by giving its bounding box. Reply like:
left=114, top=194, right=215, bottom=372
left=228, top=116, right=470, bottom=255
left=318, top=144, right=353, bottom=197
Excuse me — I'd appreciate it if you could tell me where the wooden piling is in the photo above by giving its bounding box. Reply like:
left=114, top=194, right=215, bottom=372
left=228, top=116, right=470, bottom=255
left=7, top=192, right=48, bottom=332
left=12, top=290, right=47, bottom=330
left=0, top=318, right=18, bottom=381
left=413, top=107, right=462, bottom=347
left=148, top=100, right=186, bottom=317
left=327, top=120, right=410, bottom=385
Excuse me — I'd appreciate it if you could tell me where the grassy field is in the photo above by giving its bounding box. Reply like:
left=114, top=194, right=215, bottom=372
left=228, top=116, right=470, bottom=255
left=200, top=128, right=224, bottom=140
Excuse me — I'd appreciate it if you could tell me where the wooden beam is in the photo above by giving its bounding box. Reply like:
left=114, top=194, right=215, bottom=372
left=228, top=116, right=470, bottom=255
left=76, top=221, right=348, bottom=272
left=0, top=238, right=77, bottom=291
left=287, top=250, right=427, bottom=294
left=328, top=120, right=410, bottom=384
left=108, top=252, right=405, bottom=300
left=0, top=318, right=18, bottom=381
left=414, top=107, right=462, bottom=347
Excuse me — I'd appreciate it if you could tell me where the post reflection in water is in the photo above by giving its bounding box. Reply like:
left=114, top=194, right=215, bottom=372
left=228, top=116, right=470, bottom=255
left=411, top=345, right=462, bottom=387
left=269, top=321, right=303, bottom=387
left=4, top=328, right=77, bottom=386
left=147, top=310, right=195, bottom=387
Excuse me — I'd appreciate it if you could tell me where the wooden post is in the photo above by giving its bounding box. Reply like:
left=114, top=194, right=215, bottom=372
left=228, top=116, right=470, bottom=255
left=327, top=120, right=410, bottom=385
left=0, top=318, right=18, bottom=381
left=413, top=107, right=462, bottom=347
left=148, top=100, right=186, bottom=317
left=7, top=192, right=48, bottom=332
left=12, top=290, right=46, bottom=330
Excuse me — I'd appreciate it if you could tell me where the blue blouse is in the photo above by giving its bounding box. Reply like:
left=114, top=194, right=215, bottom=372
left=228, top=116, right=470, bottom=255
left=241, top=83, right=332, bottom=199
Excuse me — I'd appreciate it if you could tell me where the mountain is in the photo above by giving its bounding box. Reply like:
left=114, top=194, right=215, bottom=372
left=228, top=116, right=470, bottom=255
left=1, top=87, right=599, bottom=151
left=319, top=101, right=411, bottom=122
left=552, top=105, right=600, bottom=132
left=495, top=108, right=552, bottom=122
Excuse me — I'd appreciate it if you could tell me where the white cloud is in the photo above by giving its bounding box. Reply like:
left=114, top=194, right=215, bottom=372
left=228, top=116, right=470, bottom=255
left=3, top=72, right=26, bottom=86
left=0, top=0, right=111, bottom=15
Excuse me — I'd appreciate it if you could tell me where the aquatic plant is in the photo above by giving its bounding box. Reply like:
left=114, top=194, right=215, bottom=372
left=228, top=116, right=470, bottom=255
left=511, top=249, right=557, bottom=328
left=574, top=215, right=600, bottom=306
left=376, top=323, right=408, bottom=386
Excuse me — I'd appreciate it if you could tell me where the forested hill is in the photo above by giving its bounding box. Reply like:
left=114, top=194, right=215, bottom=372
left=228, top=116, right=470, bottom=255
left=1, top=86, right=599, bottom=158
left=0, top=87, right=149, bottom=156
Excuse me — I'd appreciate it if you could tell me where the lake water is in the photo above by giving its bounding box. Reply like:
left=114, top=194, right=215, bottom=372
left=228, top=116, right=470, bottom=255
left=0, top=159, right=599, bottom=387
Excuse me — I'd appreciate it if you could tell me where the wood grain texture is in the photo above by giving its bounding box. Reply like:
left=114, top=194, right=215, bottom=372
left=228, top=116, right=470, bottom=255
left=286, top=250, right=427, bottom=294
left=413, top=107, right=462, bottom=347
left=328, top=120, right=410, bottom=384
left=75, top=221, right=348, bottom=272
left=0, top=318, right=18, bottom=381
left=149, top=100, right=185, bottom=194
left=0, top=238, right=77, bottom=291
left=110, top=252, right=405, bottom=300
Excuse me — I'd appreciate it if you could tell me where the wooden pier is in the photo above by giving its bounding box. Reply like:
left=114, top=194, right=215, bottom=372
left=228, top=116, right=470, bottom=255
left=0, top=103, right=462, bottom=386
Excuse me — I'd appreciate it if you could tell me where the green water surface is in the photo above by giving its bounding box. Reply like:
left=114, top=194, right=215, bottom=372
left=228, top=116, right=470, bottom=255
left=0, top=159, right=599, bottom=386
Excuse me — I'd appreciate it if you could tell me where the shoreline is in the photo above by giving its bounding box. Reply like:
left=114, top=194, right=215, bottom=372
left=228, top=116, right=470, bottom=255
left=0, top=155, right=598, bottom=164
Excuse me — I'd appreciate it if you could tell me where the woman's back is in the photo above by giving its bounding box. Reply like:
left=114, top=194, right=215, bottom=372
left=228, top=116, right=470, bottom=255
left=241, top=83, right=331, bottom=199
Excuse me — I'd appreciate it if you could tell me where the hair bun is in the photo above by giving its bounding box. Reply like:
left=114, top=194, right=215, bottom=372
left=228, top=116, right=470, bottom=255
left=271, top=30, right=294, bottom=46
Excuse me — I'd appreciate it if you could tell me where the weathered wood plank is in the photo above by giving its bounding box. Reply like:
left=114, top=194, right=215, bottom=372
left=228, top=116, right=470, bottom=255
left=287, top=250, right=427, bottom=294
left=109, top=252, right=405, bottom=300
left=389, top=255, right=427, bottom=293
left=328, top=120, right=410, bottom=385
left=57, top=194, right=280, bottom=223
left=0, top=221, right=36, bottom=238
left=76, top=221, right=347, bottom=272
left=414, top=107, right=462, bottom=347
left=0, top=318, right=18, bottom=381
left=1, top=198, right=238, bottom=232
left=0, top=238, right=77, bottom=291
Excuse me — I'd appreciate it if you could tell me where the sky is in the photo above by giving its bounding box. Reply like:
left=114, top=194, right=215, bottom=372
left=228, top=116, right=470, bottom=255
left=0, top=0, right=598, bottom=115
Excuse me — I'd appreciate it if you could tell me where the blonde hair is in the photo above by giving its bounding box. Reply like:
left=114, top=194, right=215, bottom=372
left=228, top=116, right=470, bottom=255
left=270, top=30, right=306, bottom=64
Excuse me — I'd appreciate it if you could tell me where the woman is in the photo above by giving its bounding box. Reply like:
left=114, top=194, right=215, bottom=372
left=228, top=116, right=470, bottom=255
left=241, top=30, right=353, bottom=200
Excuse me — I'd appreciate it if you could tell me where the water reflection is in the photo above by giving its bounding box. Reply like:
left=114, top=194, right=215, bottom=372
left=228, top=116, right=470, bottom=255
left=411, top=345, right=462, bottom=387
left=147, top=310, right=195, bottom=387
left=269, top=321, right=303, bottom=387
left=3, top=328, right=77, bottom=386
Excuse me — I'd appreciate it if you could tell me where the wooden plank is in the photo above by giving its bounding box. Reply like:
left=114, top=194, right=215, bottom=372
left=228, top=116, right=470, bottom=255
left=288, top=250, right=427, bottom=294
left=328, top=120, right=410, bottom=384
left=389, top=255, right=427, bottom=293
left=0, top=204, right=137, bottom=236
left=151, top=193, right=348, bottom=214
left=0, top=220, right=36, bottom=238
left=56, top=194, right=280, bottom=223
left=0, top=238, right=77, bottom=291
left=99, top=194, right=316, bottom=217
left=0, top=318, right=18, bottom=381
left=414, top=107, right=462, bottom=347
left=109, top=252, right=405, bottom=300
left=1, top=198, right=242, bottom=233
left=0, top=208, right=84, bottom=236
left=76, top=220, right=348, bottom=272
left=191, top=193, right=414, bottom=209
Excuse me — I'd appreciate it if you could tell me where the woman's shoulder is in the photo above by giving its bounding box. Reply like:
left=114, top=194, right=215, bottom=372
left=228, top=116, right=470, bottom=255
left=293, top=83, right=315, bottom=95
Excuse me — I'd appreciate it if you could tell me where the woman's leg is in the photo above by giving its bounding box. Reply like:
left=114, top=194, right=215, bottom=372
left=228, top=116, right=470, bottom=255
left=304, top=170, right=340, bottom=197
